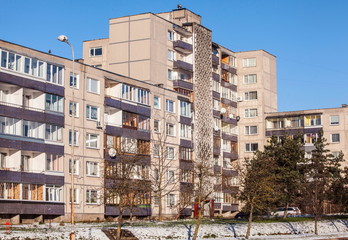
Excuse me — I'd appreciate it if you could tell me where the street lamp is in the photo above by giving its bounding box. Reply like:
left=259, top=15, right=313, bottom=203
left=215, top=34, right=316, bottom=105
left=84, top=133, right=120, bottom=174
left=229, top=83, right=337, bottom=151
left=57, top=35, right=76, bottom=240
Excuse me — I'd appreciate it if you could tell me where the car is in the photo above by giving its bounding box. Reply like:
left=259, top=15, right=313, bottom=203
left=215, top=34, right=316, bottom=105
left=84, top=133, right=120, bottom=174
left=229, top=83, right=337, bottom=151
left=272, top=207, right=301, bottom=217
left=234, top=211, right=249, bottom=219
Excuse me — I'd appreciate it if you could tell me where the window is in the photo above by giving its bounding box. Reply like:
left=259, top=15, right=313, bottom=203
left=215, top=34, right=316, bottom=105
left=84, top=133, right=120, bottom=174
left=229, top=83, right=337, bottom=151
left=46, top=185, right=63, bottom=202
left=154, top=120, right=160, bottom=133
left=245, top=108, right=258, bottom=118
left=69, top=101, right=79, bottom=117
left=69, top=159, right=79, bottom=175
left=69, top=188, right=79, bottom=203
left=122, top=112, right=138, bottom=128
left=86, top=190, right=98, bottom=204
left=331, top=133, right=340, bottom=143
left=121, top=137, right=137, bottom=153
left=243, top=58, right=256, bottom=67
left=90, top=47, right=102, bottom=56
left=212, top=80, right=220, bottom=93
left=86, top=133, right=98, bottom=148
left=246, top=143, right=258, bottom=152
left=22, top=184, right=43, bottom=200
left=86, top=78, right=99, bottom=94
left=166, top=147, right=175, bottom=159
left=166, top=123, right=175, bottom=136
left=213, top=99, right=219, bottom=111
left=166, top=100, right=175, bottom=113
left=167, top=170, right=175, bottom=183
left=330, top=116, right=339, bottom=125
left=20, top=155, right=30, bottom=171
left=222, top=140, right=231, bottom=152
left=180, top=124, right=191, bottom=139
left=46, top=154, right=62, bottom=172
left=86, top=161, right=99, bottom=176
left=70, top=72, right=79, bottom=88
left=305, top=115, right=321, bottom=126
left=45, top=124, right=62, bottom=141
left=245, top=126, right=258, bottom=135
left=168, top=69, right=174, bottom=80
left=69, top=130, right=78, bottom=146
left=154, top=96, right=160, bottom=109
left=167, top=194, right=175, bottom=207
left=45, top=94, right=64, bottom=112
left=0, top=153, right=6, bottom=169
left=86, top=105, right=98, bottom=120
left=180, top=147, right=192, bottom=161
left=46, top=64, right=63, bottom=85
left=22, top=120, right=39, bottom=138
left=179, top=101, right=191, bottom=117
left=138, top=116, right=150, bottom=131
left=180, top=169, right=193, bottom=182
left=153, top=144, right=159, bottom=157
left=121, top=84, right=150, bottom=105
left=244, top=91, right=258, bottom=100
left=168, top=31, right=174, bottom=41
left=168, top=50, right=175, bottom=61
left=244, top=74, right=257, bottom=84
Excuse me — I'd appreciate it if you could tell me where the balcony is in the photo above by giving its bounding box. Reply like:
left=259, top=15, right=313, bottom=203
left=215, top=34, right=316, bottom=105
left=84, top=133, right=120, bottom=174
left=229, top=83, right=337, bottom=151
left=223, top=151, right=238, bottom=160
left=221, top=116, right=237, bottom=125
left=221, top=63, right=237, bottom=74
left=221, top=80, right=237, bottom=91
left=221, top=98, right=237, bottom=108
left=173, top=79, right=193, bottom=91
left=0, top=200, right=64, bottom=215
left=105, top=125, right=150, bottom=141
left=105, top=97, right=151, bottom=117
left=105, top=205, right=151, bottom=217
left=212, top=72, right=220, bottom=81
left=222, top=132, right=238, bottom=142
left=173, top=40, right=193, bottom=54
left=212, top=55, right=219, bottom=66
left=174, top=60, right=193, bottom=72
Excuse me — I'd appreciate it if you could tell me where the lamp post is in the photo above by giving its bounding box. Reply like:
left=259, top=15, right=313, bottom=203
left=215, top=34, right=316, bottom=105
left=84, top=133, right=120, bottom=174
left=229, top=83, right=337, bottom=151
left=57, top=35, right=75, bottom=240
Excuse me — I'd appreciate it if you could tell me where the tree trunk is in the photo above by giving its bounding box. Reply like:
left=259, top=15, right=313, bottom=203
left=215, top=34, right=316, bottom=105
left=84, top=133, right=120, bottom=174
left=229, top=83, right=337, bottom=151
left=158, top=192, right=163, bottom=221
left=117, top=210, right=123, bottom=240
left=314, top=214, right=318, bottom=235
left=246, top=204, right=254, bottom=239
left=282, top=202, right=289, bottom=220
left=192, top=197, right=202, bottom=240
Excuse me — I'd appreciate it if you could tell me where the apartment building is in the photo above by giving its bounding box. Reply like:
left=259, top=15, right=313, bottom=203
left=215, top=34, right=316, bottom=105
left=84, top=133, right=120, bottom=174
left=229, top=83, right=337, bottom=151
left=265, top=105, right=348, bottom=167
left=83, top=7, right=244, bottom=216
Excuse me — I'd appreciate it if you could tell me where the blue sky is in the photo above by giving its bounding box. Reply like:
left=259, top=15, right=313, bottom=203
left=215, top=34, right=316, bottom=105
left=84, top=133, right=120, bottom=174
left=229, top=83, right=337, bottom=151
left=1, top=0, right=347, bottom=112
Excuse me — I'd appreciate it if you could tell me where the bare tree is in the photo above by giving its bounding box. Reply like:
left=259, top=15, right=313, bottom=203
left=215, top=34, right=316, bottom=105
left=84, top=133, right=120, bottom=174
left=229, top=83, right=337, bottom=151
left=104, top=136, right=151, bottom=240
left=150, top=126, right=180, bottom=221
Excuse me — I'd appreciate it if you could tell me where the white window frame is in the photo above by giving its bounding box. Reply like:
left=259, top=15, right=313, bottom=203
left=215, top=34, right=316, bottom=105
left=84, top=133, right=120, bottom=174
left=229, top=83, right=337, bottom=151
left=86, top=189, right=99, bottom=204
left=167, top=170, right=175, bottom=183
left=86, top=78, right=100, bottom=94
left=69, top=101, right=79, bottom=117
left=86, top=161, right=99, bottom=177
left=154, top=96, right=160, bottom=109
left=330, top=115, right=339, bottom=125
left=244, top=74, right=257, bottom=84
left=180, top=124, right=191, bottom=139
left=70, top=72, right=79, bottom=88
left=245, top=108, right=258, bottom=118
left=69, top=130, right=78, bottom=146
left=86, top=105, right=99, bottom=121
left=154, top=120, right=160, bottom=133
left=166, top=147, right=175, bottom=160
left=244, top=91, right=258, bottom=101
left=166, top=100, right=175, bottom=113
left=167, top=193, right=175, bottom=207
left=166, top=123, right=175, bottom=136
left=167, top=50, right=175, bottom=61
left=69, top=159, right=79, bottom=175
left=245, top=143, right=258, bottom=152
left=331, top=133, right=340, bottom=143
left=86, top=133, right=99, bottom=149
left=46, top=185, right=63, bottom=202
left=245, top=126, right=258, bottom=135
left=243, top=58, right=256, bottom=67
left=89, top=47, right=102, bottom=57
left=179, top=101, right=191, bottom=118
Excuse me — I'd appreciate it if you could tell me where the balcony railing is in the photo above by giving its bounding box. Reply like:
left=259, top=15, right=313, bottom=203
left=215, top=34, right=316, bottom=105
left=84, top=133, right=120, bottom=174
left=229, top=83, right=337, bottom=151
left=174, top=60, right=193, bottom=72
left=173, top=79, right=193, bottom=91
left=221, top=63, right=237, bottom=74
left=173, top=40, right=193, bottom=54
left=0, top=100, right=45, bottom=113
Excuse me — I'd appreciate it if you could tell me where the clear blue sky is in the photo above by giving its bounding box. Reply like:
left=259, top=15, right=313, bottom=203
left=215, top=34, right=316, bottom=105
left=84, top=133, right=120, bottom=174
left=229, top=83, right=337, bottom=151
left=1, top=0, right=347, bottom=112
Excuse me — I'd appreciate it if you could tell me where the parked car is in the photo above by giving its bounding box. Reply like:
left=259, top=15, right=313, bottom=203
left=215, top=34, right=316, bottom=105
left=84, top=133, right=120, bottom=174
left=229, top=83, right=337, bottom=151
left=272, top=207, right=301, bottom=217
left=234, top=211, right=249, bottom=219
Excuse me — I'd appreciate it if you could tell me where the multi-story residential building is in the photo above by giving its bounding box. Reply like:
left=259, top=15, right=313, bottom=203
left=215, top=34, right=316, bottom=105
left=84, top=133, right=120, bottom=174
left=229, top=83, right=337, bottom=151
left=0, top=6, right=278, bottom=223
left=265, top=105, right=348, bottom=167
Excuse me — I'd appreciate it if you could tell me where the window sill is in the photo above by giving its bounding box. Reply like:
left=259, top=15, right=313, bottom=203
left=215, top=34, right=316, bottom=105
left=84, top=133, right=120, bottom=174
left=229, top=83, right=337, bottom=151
left=86, top=175, right=100, bottom=178
left=86, top=147, right=99, bottom=150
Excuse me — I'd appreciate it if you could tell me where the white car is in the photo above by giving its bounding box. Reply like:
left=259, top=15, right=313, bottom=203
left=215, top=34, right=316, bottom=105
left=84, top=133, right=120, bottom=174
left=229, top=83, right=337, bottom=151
left=272, top=207, right=301, bottom=217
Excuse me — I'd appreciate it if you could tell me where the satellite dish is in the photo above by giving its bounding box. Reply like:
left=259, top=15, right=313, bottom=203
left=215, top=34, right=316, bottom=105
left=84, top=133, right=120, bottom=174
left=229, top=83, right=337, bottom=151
left=236, top=116, right=241, bottom=122
left=108, top=148, right=117, bottom=157
left=214, top=126, right=219, bottom=131
left=220, top=108, right=226, bottom=114
left=229, top=114, right=234, bottom=119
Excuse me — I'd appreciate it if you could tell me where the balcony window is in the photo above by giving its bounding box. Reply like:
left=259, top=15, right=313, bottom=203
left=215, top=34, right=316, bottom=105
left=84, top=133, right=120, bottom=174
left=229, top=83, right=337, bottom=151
left=122, top=111, right=138, bottom=128
left=22, top=120, right=40, bottom=138
left=46, top=64, right=63, bottom=85
left=245, top=143, right=258, bottom=152
left=139, top=116, right=150, bottom=131
left=45, top=94, right=64, bottom=113
left=0, top=153, right=6, bottom=169
left=86, top=133, right=98, bottom=148
left=244, top=74, right=257, bottom=84
left=86, top=161, right=99, bottom=176
left=46, top=154, right=63, bottom=172
left=180, top=124, right=191, bottom=139
left=180, top=147, right=192, bottom=161
left=121, top=137, right=137, bottom=153
left=179, top=101, right=191, bottom=117
left=245, top=108, right=258, bottom=118
left=87, top=78, right=100, bottom=94
left=212, top=80, right=220, bottom=93
left=180, top=169, right=193, bottom=183
left=86, top=189, right=98, bottom=204
left=90, top=47, right=102, bottom=56
left=122, top=84, right=149, bottom=105
left=46, top=185, right=63, bottom=202
left=305, top=133, right=318, bottom=144
left=45, top=124, right=62, bottom=142
left=305, top=115, right=321, bottom=126
left=20, top=155, right=30, bottom=172
left=86, top=105, right=98, bottom=121
left=138, top=140, right=150, bottom=155
left=244, top=91, right=258, bottom=100
left=168, top=69, right=174, bottom=80
left=222, top=140, right=231, bottom=152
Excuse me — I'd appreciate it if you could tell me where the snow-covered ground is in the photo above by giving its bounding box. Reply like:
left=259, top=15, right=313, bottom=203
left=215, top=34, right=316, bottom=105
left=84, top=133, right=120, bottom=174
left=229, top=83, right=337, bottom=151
left=1, top=219, right=348, bottom=239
